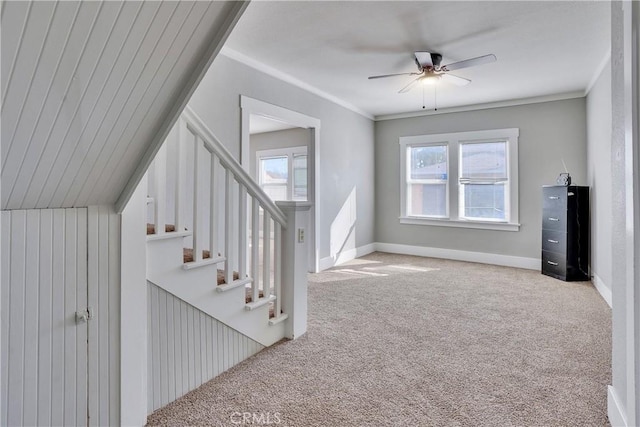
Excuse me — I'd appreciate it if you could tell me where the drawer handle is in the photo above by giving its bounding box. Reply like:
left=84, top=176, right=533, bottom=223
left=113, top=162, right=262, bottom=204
left=548, top=217, right=560, bottom=221
left=547, top=239, right=559, bottom=244
left=547, top=261, right=559, bottom=266
left=548, top=196, right=560, bottom=200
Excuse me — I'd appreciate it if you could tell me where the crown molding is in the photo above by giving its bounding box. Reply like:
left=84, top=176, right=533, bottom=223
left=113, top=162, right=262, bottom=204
left=220, top=47, right=374, bottom=120
left=374, top=91, right=586, bottom=121
left=585, top=48, right=611, bottom=96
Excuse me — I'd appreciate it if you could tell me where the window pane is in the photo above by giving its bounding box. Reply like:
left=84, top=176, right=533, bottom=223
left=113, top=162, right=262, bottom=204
left=409, top=183, right=447, bottom=217
left=460, top=142, right=506, bottom=179
left=293, top=155, right=307, bottom=201
left=462, top=183, right=506, bottom=220
left=410, top=145, right=447, bottom=180
left=260, top=157, right=288, bottom=184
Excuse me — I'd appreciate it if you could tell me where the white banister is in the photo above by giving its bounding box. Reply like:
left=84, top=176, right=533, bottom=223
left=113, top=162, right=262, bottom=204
left=193, top=136, right=203, bottom=262
left=224, top=169, right=234, bottom=285
left=251, top=200, right=260, bottom=302
left=154, top=143, right=167, bottom=236
left=238, top=185, right=247, bottom=278
left=182, top=106, right=287, bottom=227
left=209, top=153, right=218, bottom=258
left=263, top=210, right=271, bottom=297
left=274, top=223, right=282, bottom=318
left=175, top=118, right=187, bottom=232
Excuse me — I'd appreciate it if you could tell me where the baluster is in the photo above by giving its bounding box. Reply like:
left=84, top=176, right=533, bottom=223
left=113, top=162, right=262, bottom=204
left=238, top=184, right=247, bottom=279
left=274, top=222, right=282, bottom=317
left=154, top=142, right=167, bottom=236
left=210, top=153, right=218, bottom=259
left=224, top=169, right=234, bottom=284
left=251, top=200, right=260, bottom=303
left=175, top=118, right=188, bottom=232
left=192, top=135, right=202, bottom=262
left=263, top=210, right=271, bottom=297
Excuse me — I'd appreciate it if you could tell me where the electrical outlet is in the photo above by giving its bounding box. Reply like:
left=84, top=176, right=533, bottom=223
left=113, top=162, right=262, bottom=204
left=298, top=228, right=305, bottom=243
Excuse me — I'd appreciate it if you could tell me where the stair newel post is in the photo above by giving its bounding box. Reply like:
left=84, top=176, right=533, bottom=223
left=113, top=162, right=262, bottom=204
left=209, top=152, right=218, bottom=259
left=238, top=184, right=247, bottom=279
left=251, top=199, right=260, bottom=303
left=263, top=210, right=271, bottom=297
left=275, top=201, right=312, bottom=339
left=193, top=135, right=202, bottom=263
left=224, top=169, right=234, bottom=285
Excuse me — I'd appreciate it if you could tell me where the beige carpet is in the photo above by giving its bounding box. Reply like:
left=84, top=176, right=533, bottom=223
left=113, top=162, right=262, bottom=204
left=146, top=252, right=611, bottom=427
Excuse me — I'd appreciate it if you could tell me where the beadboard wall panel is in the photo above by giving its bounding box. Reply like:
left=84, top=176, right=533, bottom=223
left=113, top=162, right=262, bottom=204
left=147, top=283, right=264, bottom=414
left=1, top=0, right=245, bottom=211
left=0, top=207, right=121, bottom=426
left=1, top=208, right=88, bottom=426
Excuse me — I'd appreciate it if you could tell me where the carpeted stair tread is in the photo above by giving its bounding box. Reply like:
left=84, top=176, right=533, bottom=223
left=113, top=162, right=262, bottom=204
left=216, top=269, right=240, bottom=286
left=245, top=288, right=265, bottom=304
left=147, top=223, right=176, bottom=235
left=183, top=247, right=212, bottom=263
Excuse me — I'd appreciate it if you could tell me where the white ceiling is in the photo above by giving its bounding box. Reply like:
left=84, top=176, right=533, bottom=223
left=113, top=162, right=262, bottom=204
left=224, top=1, right=611, bottom=118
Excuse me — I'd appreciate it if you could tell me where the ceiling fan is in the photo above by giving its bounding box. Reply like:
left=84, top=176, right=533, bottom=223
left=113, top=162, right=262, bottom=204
left=368, top=51, right=497, bottom=93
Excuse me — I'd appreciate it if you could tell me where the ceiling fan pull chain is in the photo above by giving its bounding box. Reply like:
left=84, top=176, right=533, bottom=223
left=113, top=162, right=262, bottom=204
left=422, top=84, right=426, bottom=109
left=434, top=84, right=438, bottom=111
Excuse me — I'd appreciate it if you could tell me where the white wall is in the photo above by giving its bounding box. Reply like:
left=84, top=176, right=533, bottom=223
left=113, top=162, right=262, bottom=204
left=608, top=1, right=640, bottom=426
left=586, top=58, right=613, bottom=305
left=147, top=283, right=264, bottom=414
left=188, top=54, right=375, bottom=267
left=374, top=98, right=587, bottom=263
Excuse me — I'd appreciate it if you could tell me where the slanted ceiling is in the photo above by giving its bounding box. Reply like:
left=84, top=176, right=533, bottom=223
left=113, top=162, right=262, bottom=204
left=1, top=1, right=244, bottom=210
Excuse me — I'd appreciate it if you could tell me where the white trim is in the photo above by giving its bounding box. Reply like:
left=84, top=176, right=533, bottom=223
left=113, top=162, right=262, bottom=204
left=222, top=47, right=373, bottom=120
left=319, top=243, right=376, bottom=271
left=376, top=92, right=585, bottom=121
left=591, top=273, right=612, bottom=308
left=585, top=48, right=612, bottom=95
left=374, top=242, right=540, bottom=270
left=399, top=128, right=519, bottom=231
left=608, top=385, right=629, bottom=427
left=399, top=216, right=520, bottom=231
left=240, top=96, right=320, bottom=272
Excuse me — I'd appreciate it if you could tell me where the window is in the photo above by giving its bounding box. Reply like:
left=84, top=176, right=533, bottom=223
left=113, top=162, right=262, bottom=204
left=256, top=146, right=307, bottom=201
left=400, top=128, right=519, bottom=231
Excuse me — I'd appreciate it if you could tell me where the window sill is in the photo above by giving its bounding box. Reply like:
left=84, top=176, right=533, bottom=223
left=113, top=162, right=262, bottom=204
left=399, top=216, right=520, bottom=231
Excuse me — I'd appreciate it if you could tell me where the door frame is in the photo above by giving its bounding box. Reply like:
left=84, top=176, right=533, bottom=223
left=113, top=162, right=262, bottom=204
left=240, top=95, right=320, bottom=272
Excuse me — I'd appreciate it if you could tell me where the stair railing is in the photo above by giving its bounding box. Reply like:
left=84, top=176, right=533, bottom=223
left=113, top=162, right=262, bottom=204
left=147, top=105, right=287, bottom=321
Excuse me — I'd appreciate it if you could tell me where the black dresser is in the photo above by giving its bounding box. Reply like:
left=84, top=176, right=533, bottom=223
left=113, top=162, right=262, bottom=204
left=541, top=185, right=589, bottom=281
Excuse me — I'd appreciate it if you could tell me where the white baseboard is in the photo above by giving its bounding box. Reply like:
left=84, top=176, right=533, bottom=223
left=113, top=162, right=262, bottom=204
left=374, top=242, right=540, bottom=270
left=592, top=273, right=612, bottom=308
left=319, top=243, right=376, bottom=271
left=608, top=385, right=628, bottom=427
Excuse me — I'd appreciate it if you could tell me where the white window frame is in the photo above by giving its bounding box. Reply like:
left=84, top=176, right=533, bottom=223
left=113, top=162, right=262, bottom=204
left=256, top=146, right=308, bottom=201
left=399, top=128, right=520, bottom=231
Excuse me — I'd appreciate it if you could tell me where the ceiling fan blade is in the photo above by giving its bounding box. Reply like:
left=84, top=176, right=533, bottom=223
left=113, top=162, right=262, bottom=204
left=398, top=76, right=422, bottom=93
left=414, top=51, right=433, bottom=69
left=368, top=71, right=421, bottom=79
left=441, top=54, right=496, bottom=72
left=441, top=73, right=471, bottom=86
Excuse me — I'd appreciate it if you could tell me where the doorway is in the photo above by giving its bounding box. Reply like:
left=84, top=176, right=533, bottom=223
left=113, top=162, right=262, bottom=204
left=240, top=96, right=320, bottom=272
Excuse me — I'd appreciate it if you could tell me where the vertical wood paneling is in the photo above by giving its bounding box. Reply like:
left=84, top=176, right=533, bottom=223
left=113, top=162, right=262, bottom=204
left=0, top=208, right=99, bottom=427
left=87, top=205, right=120, bottom=426
left=147, top=283, right=264, bottom=414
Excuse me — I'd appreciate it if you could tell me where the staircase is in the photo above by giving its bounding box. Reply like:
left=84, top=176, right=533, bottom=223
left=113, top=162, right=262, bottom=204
left=144, top=106, right=309, bottom=348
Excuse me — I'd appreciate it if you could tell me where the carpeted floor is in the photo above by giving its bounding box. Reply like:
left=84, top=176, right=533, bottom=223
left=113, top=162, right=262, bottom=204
left=146, top=252, right=611, bottom=427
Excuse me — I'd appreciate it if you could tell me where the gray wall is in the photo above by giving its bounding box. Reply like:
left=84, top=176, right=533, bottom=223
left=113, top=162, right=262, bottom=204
left=250, top=127, right=311, bottom=180
left=188, top=54, right=375, bottom=265
left=586, top=60, right=613, bottom=294
left=375, top=98, right=587, bottom=259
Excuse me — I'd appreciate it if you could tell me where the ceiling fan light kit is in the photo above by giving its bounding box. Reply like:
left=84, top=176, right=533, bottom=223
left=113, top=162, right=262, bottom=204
left=368, top=51, right=497, bottom=109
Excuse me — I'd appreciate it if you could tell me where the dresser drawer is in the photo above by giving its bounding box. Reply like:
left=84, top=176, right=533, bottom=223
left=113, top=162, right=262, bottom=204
left=542, top=209, right=567, bottom=231
left=542, top=250, right=567, bottom=279
left=543, top=186, right=567, bottom=211
left=542, top=229, right=567, bottom=254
